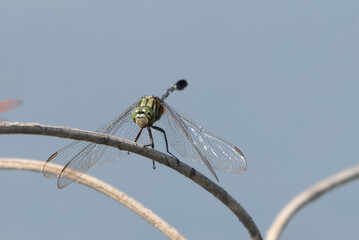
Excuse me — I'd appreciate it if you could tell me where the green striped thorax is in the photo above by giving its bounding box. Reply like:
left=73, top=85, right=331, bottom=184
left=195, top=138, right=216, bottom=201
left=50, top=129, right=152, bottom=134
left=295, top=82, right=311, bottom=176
left=131, top=96, right=165, bottom=128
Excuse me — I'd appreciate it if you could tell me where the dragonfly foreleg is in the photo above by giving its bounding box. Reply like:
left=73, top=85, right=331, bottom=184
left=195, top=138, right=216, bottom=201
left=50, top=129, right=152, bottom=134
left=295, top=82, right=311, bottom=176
left=128, top=128, right=146, bottom=155
left=134, top=128, right=144, bottom=143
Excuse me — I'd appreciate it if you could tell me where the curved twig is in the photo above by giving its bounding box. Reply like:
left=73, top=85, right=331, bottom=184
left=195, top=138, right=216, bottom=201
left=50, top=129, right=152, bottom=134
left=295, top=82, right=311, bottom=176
left=266, top=164, right=359, bottom=240
left=0, top=121, right=262, bottom=240
left=0, top=158, right=185, bottom=240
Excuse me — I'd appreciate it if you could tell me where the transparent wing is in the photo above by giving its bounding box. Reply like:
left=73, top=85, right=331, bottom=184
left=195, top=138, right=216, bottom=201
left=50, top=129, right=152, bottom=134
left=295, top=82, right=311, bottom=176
left=0, top=99, right=22, bottom=113
left=43, top=100, right=145, bottom=188
left=156, top=100, right=247, bottom=179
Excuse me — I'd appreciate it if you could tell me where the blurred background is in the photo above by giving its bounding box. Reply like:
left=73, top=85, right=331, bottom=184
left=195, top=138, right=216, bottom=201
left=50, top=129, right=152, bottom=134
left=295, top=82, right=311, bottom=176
left=1, top=1, right=358, bottom=239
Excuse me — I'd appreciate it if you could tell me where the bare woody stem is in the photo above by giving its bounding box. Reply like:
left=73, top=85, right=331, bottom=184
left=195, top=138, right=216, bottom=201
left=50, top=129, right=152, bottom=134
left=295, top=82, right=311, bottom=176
left=0, top=158, right=185, bottom=240
left=0, top=121, right=262, bottom=240
left=266, top=164, right=359, bottom=240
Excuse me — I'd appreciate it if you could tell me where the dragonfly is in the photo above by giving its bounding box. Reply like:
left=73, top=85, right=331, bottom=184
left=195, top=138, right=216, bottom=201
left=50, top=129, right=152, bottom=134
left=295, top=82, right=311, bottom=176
left=0, top=99, right=22, bottom=114
left=43, top=80, right=247, bottom=188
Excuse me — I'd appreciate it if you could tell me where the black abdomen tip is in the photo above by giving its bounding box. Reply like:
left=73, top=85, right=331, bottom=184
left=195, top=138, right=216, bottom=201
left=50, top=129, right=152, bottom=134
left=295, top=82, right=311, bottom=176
left=175, top=79, right=188, bottom=90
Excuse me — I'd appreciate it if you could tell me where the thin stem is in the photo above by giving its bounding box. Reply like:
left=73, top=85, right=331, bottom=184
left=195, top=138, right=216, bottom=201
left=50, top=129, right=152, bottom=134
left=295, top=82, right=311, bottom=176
left=0, top=158, right=186, bottom=240
left=266, top=164, right=359, bottom=240
left=0, top=121, right=262, bottom=240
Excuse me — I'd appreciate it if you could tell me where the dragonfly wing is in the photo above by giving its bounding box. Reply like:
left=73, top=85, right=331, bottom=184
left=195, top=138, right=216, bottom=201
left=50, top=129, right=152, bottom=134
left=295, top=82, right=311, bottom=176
left=43, top=100, right=142, bottom=188
left=56, top=142, right=110, bottom=188
left=157, top=101, right=247, bottom=179
left=0, top=99, right=22, bottom=113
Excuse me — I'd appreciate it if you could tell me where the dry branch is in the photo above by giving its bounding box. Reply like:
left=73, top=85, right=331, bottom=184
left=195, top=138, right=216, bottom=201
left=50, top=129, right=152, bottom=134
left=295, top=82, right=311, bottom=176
left=0, top=158, right=185, bottom=240
left=266, top=164, right=359, bottom=240
left=0, top=121, right=262, bottom=240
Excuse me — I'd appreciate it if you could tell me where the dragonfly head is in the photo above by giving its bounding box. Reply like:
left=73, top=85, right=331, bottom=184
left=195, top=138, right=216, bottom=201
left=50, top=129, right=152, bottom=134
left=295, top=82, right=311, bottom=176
left=132, top=106, right=155, bottom=128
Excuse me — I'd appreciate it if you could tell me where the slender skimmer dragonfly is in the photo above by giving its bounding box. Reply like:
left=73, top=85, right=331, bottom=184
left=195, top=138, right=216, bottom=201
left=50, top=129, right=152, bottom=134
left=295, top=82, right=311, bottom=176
left=43, top=80, right=247, bottom=188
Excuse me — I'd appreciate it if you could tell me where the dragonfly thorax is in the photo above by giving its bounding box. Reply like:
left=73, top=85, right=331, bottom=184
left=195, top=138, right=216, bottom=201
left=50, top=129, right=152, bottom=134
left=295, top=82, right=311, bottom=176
left=131, top=96, right=165, bottom=128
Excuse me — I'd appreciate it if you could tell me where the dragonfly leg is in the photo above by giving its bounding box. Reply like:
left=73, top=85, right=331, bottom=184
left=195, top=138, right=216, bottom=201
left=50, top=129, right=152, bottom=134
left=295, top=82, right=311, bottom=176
left=134, top=127, right=154, bottom=148
left=145, top=127, right=155, bottom=148
left=146, top=127, right=156, bottom=169
left=127, top=128, right=145, bottom=155
left=152, top=125, right=179, bottom=164
left=134, top=128, right=144, bottom=143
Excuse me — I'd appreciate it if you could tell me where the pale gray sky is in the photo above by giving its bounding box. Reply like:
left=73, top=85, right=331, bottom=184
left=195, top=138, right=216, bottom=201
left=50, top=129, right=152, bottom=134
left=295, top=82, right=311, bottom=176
left=1, top=1, right=359, bottom=239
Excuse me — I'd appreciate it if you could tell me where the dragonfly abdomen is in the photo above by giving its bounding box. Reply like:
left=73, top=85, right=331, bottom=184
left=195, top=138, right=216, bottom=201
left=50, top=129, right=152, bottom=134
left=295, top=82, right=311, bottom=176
left=161, top=79, right=188, bottom=101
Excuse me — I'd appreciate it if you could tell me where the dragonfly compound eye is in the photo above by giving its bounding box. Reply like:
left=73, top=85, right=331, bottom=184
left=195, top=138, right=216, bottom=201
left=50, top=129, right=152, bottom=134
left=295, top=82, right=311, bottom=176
left=143, top=107, right=154, bottom=120
left=131, top=107, right=142, bottom=122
